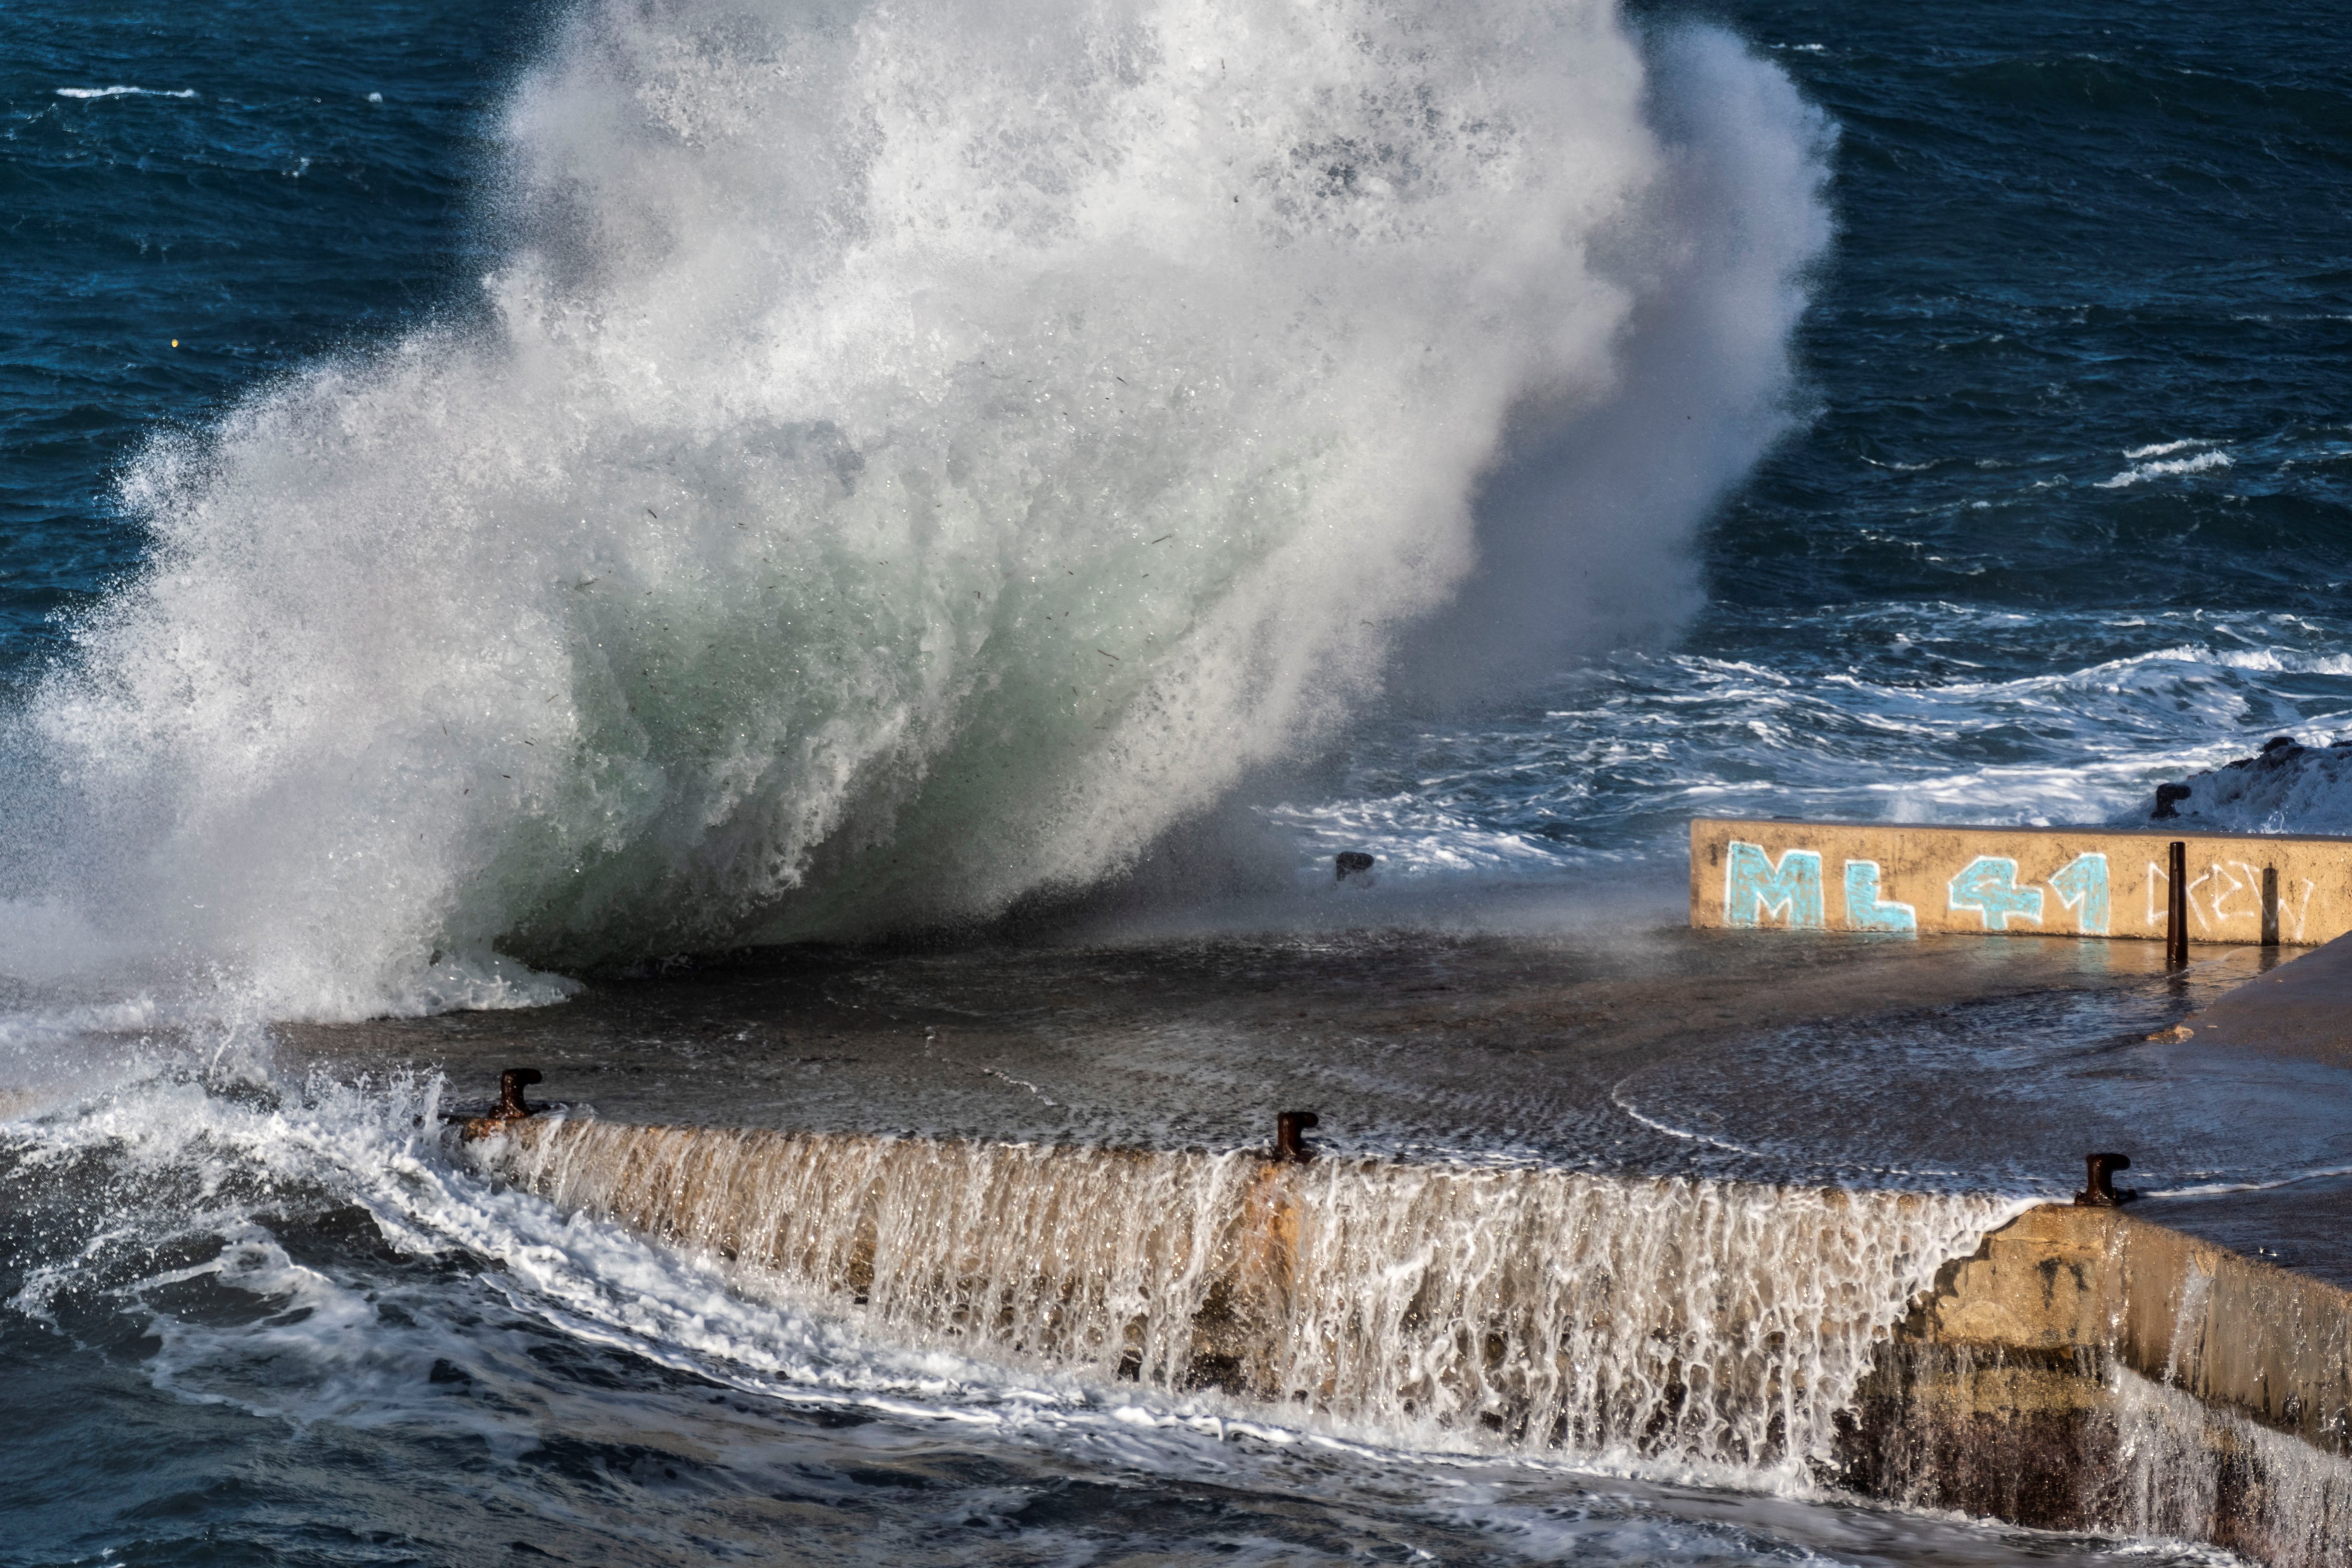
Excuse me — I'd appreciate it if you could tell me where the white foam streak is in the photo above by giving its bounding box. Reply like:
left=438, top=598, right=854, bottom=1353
left=2098, top=449, right=2232, bottom=488
left=55, top=85, right=200, bottom=100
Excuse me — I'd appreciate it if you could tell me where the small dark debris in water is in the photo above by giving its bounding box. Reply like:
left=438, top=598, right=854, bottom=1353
left=1273, top=1108, right=1320, bottom=1163
left=1334, top=851, right=1375, bottom=881
left=2074, top=1150, right=2138, bottom=1207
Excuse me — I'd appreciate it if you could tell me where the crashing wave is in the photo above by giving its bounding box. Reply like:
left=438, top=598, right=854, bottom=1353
left=0, top=0, right=1830, bottom=1019
left=2117, top=734, right=2352, bottom=835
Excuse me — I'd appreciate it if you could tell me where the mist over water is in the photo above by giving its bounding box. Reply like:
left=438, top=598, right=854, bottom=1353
left=0, top=0, right=1825, bottom=1024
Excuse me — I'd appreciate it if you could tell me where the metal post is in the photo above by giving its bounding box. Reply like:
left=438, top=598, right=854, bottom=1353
left=2166, top=840, right=2189, bottom=969
left=1273, top=1110, right=1320, bottom=1162
left=2074, top=1151, right=2136, bottom=1207
left=497, top=1067, right=543, bottom=1121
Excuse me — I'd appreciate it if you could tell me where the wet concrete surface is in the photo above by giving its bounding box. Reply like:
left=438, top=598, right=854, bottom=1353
left=2183, top=929, right=2352, bottom=1065
left=2138, top=1176, right=2352, bottom=1292
left=285, top=926, right=2352, bottom=1285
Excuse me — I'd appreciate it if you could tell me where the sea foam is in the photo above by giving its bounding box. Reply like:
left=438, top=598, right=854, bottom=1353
left=54, top=85, right=201, bottom=100
left=1, top=0, right=1829, bottom=1021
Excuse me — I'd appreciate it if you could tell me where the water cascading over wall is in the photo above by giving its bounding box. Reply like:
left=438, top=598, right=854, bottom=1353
left=1843, top=1203, right=2352, bottom=1568
left=470, top=1117, right=2012, bottom=1473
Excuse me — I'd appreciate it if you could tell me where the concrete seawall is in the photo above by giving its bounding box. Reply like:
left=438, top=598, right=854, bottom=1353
left=1690, top=817, right=2352, bottom=945
left=463, top=1116, right=2352, bottom=1565
left=1843, top=1205, right=2352, bottom=1566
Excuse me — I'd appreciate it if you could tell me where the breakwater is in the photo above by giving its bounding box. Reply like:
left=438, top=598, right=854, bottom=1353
left=1690, top=818, right=2352, bottom=945
left=464, top=1116, right=2004, bottom=1473
left=461, top=1116, right=2352, bottom=1562
left=1848, top=1204, right=2352, bottom=1566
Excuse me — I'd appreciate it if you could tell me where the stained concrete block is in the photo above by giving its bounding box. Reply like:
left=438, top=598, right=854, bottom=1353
left=1845, top=1204, right=2352, bottom=1566
left=1896, top=1205, right=2352, bottom=1455
left=1690, top=817, right=2352, bottom=945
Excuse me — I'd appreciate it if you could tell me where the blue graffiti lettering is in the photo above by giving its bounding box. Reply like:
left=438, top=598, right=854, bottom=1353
left=1948, top=856, right=2045, bottom=930
left=2048, top=852, right=2110, bottom=935
left=1724, top=842, right=1824, bottom=928
left=1843, top=860, right=1917, bottom=933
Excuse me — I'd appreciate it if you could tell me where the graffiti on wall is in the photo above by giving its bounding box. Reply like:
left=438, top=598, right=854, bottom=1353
left=1843, top=860, right=1916, bottom=932
left=1944, top=852, right=2109, bottom=934
left=1699, top=818, right=2349, bottom=945
left=1725, top=841, right=2110, bottom=935
left=2050, top=853, right=2110, bottom=934
left=2145, top=857, right=2317, bottom=941
left=1722, top=843, right=1824, bottom=928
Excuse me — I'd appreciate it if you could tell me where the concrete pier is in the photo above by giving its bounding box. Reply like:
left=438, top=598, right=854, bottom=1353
left=2179, top=928, right=2352, bottom=1064
left=1843, top=1204, right=2352, bottom=1566
left=465, top=1115, right=2352, bottom=1566
left=1690, top=817, right=2352, bottom=946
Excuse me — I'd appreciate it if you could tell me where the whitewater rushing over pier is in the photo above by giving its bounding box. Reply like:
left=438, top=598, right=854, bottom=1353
left=466, top=1116, right=2012, bottom=1473
left=449, top=1106, right=2352, bottom=1565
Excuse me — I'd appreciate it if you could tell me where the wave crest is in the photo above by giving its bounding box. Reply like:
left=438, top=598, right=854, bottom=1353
left=3, top=0, right=1828, bottom=1019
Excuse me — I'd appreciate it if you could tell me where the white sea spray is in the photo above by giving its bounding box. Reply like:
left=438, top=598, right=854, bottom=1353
left=0, top=0, right=1828, bottom=1023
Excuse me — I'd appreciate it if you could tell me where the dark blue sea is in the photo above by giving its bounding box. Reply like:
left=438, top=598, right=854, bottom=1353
left=3, top=0, right=2349, bottom=1562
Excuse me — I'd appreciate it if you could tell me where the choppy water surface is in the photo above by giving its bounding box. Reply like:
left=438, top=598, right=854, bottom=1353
left=5, top=0, right=2352, bottom=1562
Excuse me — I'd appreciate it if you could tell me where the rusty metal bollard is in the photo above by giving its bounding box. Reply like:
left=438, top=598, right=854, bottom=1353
left=1272, top=1110, right=1320, bottom=1162
left=454, top=1067, right=544, bottom=1140
left=2074, top=1151, right=2137, bottom=1207
left=495, top=1067, right=543, bottom=1120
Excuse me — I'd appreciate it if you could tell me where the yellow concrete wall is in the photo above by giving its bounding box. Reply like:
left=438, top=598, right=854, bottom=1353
left=1690, top=818, right=2352, bottom=947
left=1917, top=1205, right=2352, bottom=1457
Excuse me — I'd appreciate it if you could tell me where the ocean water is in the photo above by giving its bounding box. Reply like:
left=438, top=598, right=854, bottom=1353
left=5, top=0, right=2352, bottom=1562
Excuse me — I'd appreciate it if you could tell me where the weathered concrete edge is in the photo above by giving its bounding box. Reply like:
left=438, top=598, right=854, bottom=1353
left=473, top=1120, right=2352, bottom=1453
left=1902, top=1203, right=2352, bottom=1454
left=1842, top=1203, right=2352, bottom=1565
left=1690, top=816, right=2352, bottom=946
